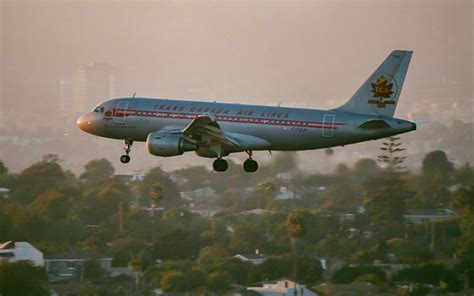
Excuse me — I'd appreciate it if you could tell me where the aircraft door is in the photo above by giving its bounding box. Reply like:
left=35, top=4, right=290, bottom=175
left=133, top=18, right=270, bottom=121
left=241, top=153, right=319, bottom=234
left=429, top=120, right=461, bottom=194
left=322, top=114, right=336, bottom=137
left=113, top=101, right=128, bottom=124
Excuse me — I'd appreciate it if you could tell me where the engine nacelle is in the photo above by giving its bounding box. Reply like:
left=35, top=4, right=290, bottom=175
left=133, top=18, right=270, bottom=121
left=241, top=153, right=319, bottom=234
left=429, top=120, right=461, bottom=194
left=147, top=132, right=197, bottom=157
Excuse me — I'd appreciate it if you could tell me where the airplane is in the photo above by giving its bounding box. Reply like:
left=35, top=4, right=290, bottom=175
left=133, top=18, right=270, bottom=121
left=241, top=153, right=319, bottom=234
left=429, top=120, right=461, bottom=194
left=77, top=50, right=416, bottom=172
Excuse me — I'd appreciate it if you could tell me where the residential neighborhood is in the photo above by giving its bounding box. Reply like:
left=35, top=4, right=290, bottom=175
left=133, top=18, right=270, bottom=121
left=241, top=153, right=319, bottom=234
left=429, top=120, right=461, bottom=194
left=1, top=145, right=474, bottom=295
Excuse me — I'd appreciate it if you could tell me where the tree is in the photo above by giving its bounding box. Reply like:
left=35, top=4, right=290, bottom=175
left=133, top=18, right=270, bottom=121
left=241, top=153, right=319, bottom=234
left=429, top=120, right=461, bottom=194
left=134, top=167, right=180, bottom=207
left=285, top=210, right=307, bottom=284
left=207, top=271, right=232, bottom=293
left=453, top=186, right=474, bottom=255
left=332, top=265, right=387, bottom=284
left=197, top=245, right=229, bottom=265
left=83, top=259, right=106, bottom=279
left=393, top=263, right=461, bottom=292
left=377, top=136, right=406, bottom=172
left=422, top=150, right=454, bottom=178
left=160, top=271, right=188, bottom=292
left=229, top=223, right=262, bottom=253
left=0, top=260, right=49, bottom=296
left=0, top=161, right=7, bottom=175
left=80, top=158, right=115, bottom=182
left=10, top=154, right=70, bottom=204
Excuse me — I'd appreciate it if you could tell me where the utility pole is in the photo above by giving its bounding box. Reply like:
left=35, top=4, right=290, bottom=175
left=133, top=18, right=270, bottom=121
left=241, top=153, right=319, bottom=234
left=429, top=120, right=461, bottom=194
left=118, top=201, right=124, bottom=234
left=431, top=222, right=436, bottom=251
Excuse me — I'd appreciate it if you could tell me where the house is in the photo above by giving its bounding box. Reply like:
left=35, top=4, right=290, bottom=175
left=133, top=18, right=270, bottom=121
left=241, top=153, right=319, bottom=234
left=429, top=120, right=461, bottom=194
left=404, top=208, right=455, bottom=224
left=44, top=251, right=112, bottom=281
left=190, top=203, right=225, bottom=218
left=181, top=187, right=218, bottom=203
left=248, top=279, right=319, bottom=296
left=275, top=187, right=299, bottom=200
left=0, top=241, right=44, bottom=266
left=234, top=251, right=267, bottom=265
left=0, top=187, right=9, bottom=199
left=240, top=209, right=273, bottom=216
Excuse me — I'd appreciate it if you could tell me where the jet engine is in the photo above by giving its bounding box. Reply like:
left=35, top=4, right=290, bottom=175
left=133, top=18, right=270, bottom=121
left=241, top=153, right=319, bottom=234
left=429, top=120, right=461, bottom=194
left=146, top=132, right=197, bottom=157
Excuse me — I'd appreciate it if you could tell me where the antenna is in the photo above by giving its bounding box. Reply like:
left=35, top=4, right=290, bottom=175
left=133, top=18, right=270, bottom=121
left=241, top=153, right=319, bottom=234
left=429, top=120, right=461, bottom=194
left=132, top=92, right=136, bottom=98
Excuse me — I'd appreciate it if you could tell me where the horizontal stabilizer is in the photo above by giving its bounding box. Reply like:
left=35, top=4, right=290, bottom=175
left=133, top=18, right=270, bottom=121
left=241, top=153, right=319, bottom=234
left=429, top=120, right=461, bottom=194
left=358, top=119, right=390, bottom=129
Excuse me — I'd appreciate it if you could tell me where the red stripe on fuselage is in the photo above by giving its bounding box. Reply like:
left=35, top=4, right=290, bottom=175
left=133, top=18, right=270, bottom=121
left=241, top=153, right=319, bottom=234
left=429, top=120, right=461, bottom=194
left=111, top=109, right=346, bottom=129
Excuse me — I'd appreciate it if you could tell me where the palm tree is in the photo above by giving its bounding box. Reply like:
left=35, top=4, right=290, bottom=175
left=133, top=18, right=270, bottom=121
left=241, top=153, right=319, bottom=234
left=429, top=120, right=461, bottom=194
left=150, top=183, right=164, bottom=241
left=285, top=210, right=307, bottom=294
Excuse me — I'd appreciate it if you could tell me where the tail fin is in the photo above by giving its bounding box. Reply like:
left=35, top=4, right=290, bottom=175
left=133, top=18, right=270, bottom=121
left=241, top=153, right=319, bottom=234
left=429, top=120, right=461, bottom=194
left=334, top=50, right=413, bottom=117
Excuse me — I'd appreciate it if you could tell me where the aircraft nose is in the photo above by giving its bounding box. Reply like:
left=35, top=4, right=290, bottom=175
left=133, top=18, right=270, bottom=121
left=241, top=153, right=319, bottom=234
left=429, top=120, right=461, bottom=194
left=76, top=113, right=96, bottom=133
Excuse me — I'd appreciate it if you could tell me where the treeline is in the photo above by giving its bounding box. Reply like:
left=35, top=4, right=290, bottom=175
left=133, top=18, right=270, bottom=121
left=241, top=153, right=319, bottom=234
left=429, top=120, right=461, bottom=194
left=0, top=148, right=474, bottom=294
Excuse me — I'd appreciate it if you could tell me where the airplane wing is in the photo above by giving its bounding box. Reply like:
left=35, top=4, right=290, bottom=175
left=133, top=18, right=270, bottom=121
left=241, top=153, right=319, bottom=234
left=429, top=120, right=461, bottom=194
left=182, top=115, right=241, bottom=147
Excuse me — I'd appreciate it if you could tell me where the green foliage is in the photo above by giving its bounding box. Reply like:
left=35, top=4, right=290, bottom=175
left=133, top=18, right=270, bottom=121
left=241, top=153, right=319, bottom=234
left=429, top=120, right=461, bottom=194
left=393, top=263, right=461, bottom=292
left=11, top=154, right=71, bottom=204
left=197, top=244, right=229, bottom=265
left=285, top=210, right=307, bottom=239
left=83, top=259, right=106, bottom=279
left=0, top=161, right=7, bottom=175
left=151, top=229, right=201, bottom=260
left=207, top=271, right=232, bottom=293
left=229, top=223, right=262, bottom=253
left=453, top=186, right=474, bottom=255
left=80, top=158, right=115, bottom=182
left=206, top=258, right=253, bottom=285
left=0, top=260, right=49, bottom=296
left=422, top=150, right=454, bottom=178
left=133, top=167, right=180, bottom=207
left=160, top=271, right=188, bottom=292
left=248, top=255, right=322, bottom=285
left=332, top=265, right=386, bottom=284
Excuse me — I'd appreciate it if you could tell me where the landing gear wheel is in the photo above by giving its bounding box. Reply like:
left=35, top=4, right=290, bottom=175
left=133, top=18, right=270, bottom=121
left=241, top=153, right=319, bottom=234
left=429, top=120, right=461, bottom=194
left=121, top=139, right=133, bottom=164
left=120, top=155, right=130, bottom=163
left=213, top=158, right=228, bottom=172
left=243, top=159, right=258, bottom=172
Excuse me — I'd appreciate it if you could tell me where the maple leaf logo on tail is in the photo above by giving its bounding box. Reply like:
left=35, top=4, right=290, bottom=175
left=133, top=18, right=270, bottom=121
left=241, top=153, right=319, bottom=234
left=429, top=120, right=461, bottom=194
left=371, top=75, right=394, bottom=98
left=367, top=74, right=397, bottom=108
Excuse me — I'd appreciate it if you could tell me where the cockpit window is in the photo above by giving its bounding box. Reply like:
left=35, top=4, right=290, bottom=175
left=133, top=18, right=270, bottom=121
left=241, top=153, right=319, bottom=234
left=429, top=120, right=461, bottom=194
left=100, top=107, right=104, bottom=113
left=94, top=107, right=100, bottom=112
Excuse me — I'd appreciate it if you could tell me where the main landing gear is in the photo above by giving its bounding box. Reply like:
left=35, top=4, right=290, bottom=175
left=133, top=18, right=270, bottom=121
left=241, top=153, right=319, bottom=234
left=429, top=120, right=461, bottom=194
left=213, top=158, right=228, bottom=172
left=212, top=151, right=259, bottom=173
left=120, top=139, right=133, bottom=164
left=243, top=150, right=258, bottom=173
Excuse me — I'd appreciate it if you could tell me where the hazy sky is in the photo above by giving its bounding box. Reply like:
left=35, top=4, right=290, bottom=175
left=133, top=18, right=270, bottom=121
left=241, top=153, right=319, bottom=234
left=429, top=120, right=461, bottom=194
left=0, top=0, right=472, bottom=173
left=1, top=0, right=472, bottom=113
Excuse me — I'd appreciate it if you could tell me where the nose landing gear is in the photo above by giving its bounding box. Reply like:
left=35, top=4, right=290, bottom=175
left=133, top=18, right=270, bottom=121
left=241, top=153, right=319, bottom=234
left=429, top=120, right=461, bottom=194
left=120, top=139, right=133, bottom=164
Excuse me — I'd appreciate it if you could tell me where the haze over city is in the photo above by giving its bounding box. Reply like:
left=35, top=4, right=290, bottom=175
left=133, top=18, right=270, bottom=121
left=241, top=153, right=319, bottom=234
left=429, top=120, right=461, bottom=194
left=0, top=0, right=472, bottom=174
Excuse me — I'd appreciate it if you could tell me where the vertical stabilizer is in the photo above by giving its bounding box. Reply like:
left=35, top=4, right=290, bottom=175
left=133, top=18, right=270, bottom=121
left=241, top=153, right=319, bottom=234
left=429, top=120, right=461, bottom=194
left=334, top=50, right=413, bottom=117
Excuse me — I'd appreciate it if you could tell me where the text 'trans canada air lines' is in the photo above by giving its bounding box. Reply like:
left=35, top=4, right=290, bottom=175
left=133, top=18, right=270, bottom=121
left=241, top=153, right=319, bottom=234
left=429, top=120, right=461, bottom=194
left=77, top=50, right=416, bottom=172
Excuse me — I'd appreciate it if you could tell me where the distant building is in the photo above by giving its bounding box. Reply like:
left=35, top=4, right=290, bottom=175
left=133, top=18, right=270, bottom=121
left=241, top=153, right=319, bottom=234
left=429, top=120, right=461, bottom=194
left=60, top=62, right=123, bottom=116
left=44, top=251, right=112, bottom=281
left=234, top=252, right=267, bottom=265
left=190, top=203, right=225, bottom=218
left=275, top=187, right=299, bottom=200
left=404, top=208, right=455, bottom=224
left=240, top=209, right=273, bottom=216
left=181, top=187, right=218, bottom=203
left=248, top=279, right=319, bottom=296
left=0, top=241, right=44, bottom=266
left=0, top=187, right=10, bottom=199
